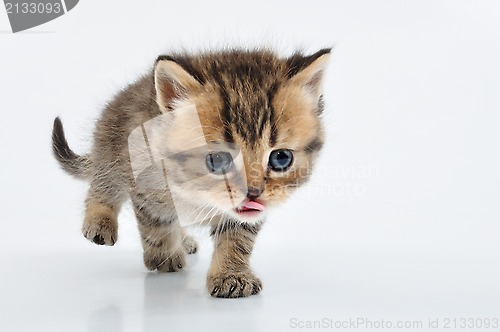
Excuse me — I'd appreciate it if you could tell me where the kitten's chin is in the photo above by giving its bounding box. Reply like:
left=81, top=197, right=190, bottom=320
left=228, top=210, right=267, bottom=224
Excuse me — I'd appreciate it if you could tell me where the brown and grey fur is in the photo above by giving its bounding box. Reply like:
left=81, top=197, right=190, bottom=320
left=52, top=48, right=330, bottom=298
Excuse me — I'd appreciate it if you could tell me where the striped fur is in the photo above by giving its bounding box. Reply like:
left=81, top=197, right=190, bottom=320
left=52, top=48, right=330, bottom=298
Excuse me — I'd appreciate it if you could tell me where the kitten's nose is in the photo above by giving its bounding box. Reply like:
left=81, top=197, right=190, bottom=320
left=246, top=187, right=263, bottom=200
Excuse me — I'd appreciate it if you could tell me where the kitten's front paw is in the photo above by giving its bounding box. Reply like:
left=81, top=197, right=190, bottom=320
left=82, top=215, right=117, bottom=246
left=182, top=235, right=198, bottom=254
left=208, top=271, right=262, bottom=298
left=144, top=249, right=186, bottom=272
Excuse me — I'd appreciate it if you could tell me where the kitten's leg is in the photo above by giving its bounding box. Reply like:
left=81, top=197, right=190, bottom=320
left=82, top=181, right=123, bottom=246
left=180, top=227, right=198, bottom=254
left=207, top=220, right=263, bottom=298
left=133, top=204, right=188, bottom=272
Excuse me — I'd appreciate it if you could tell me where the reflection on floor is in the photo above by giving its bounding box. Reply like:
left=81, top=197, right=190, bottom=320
left=1, top=220, right=499, bottom=332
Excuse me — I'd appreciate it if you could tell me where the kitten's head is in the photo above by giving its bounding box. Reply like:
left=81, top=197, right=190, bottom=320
left=150, top=49, right=330, bottom=223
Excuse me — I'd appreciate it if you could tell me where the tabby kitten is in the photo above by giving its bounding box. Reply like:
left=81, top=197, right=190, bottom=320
left=52, top=48, right=330, bottom=298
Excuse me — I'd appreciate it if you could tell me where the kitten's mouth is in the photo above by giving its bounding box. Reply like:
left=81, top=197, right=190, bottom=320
left=234, top=199, right=265, bottom=216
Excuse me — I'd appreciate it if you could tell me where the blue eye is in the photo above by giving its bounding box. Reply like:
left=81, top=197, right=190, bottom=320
left=206, top=152, right=233, bottom=174
left=268, top=149, right=293, bottom=171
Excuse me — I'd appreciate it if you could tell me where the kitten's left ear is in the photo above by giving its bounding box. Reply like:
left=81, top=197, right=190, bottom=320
left=154, top=56, right=202, bottom=111
left=286, top=48, right=331, bottom=100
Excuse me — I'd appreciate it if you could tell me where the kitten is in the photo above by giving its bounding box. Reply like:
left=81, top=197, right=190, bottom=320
left=52, top=48, right=330, bottom=298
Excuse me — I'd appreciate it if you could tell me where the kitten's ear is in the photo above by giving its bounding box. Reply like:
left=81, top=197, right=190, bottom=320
left=154, top=56, right=202, bottom=111
left=286, top=48, right=331, bottom=100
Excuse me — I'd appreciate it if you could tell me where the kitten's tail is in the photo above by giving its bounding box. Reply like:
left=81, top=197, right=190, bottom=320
left=52, top=117, right=90, bottom=180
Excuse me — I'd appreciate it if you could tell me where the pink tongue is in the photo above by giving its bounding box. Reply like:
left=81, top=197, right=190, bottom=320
left=242, top=200, right=265, bottom=211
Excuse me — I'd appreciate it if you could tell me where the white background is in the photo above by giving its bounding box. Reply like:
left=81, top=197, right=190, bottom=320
left=1, top=1, right=499, bottom=331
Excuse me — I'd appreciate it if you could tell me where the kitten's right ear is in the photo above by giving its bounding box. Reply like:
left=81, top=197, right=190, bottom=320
left=154, top=57, right=202, bottom=111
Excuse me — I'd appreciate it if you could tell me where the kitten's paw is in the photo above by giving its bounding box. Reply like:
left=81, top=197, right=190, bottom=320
left=182, top=235, right=198, bottom=254
left=144, top=249, right=186, bottom=272
left=82, top=215, right=117, bottom=246
left=207, top=271, right=262, bottom=298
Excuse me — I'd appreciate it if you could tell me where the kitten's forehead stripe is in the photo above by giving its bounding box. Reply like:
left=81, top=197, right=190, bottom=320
left=209, top=64, right=234, bottom=143
left=267, top=83, right=278, bottom=146
left=188, top=51, right=286, bottom=146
